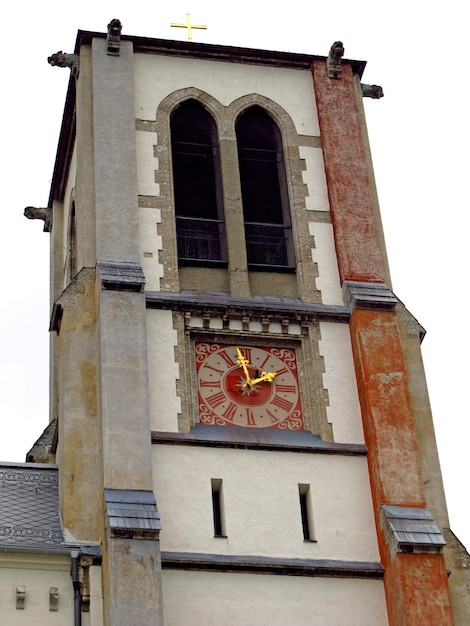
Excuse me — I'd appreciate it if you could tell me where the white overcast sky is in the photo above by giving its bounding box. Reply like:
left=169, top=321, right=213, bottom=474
left=1, top=1, right=468, bottom=549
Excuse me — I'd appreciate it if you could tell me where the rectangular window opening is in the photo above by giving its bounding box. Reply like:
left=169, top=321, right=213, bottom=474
left=211, top=478, right=226, bottom=538
left=299, top=484, right=316, bottom=542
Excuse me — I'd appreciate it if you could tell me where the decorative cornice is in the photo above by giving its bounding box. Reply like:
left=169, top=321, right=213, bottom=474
left=152, top=425, right=367, bottom=456
left=0, top=526, right=63, bottom=543
left=146, top=291, right=350, bottom=324
left=0, top=469, right=58, bottom=486
left=161, top=551, right=384, bottom=579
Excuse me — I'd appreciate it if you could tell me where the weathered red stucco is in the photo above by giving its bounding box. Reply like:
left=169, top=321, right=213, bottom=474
left=312, top=59, right=385, bottom=284
left=350, top=308, right=453, bottom=624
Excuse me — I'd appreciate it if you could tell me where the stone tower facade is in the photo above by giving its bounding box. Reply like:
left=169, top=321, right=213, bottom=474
left=21, top=21, right=469, bottom=626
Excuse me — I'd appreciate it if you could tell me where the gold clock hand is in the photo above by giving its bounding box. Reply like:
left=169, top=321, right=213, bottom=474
left=249, top=371, right=277, bottom=385
left=236, top=348, right=252, bottom=386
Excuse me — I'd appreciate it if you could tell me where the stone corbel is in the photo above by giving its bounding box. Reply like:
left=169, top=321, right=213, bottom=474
left=327, top=41, right=344, bottom=79
left=78, top=547, right=102, bottom=613
left=361, top=84, right=384, bottom=99
left=49, top=587, right=59, bottom=611
left=48, top=51, right=79, bottom=76
left=16, top=586, right=26, bottom=609
left=107, top=18, right=122, bottom=56
left=24, top=206, right=52, bottom=232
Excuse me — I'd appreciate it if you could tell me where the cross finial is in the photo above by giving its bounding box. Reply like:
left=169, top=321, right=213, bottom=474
left=170, top=13, right=207, bottom=41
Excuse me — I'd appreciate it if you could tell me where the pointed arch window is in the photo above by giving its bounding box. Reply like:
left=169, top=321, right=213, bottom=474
left=236, top=106, right=295, bottom=270
left=171, top=100, right=227, bottom=264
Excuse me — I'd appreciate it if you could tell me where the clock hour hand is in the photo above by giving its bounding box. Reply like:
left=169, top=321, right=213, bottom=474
left=249, top=371, right=277, bottom=386
left=236, top=348, right=252, bottom=386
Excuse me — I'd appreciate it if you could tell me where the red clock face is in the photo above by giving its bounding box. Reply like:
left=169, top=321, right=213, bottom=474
left=196, top=343, right=303, bottom=429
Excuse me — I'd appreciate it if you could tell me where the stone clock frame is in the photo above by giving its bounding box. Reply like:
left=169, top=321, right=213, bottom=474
left=166, top=302, right=337, bottom=441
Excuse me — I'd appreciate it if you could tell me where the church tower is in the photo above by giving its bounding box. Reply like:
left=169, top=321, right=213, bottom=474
left=26, top=19, right=469, bottom=625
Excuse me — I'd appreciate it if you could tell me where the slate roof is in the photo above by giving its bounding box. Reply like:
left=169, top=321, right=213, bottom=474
left=382, top=504, right=446, bottom=554
left=0, top=463, right=65, bottom=552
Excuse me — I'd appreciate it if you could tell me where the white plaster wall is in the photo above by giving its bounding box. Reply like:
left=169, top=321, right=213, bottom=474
left=0, top=554, right=73, bottom=625
left=153, top=445, right=379, bottom=562
left=136, top=130, right=163, bottom=291
left=146, top=308, right=180, bottom=431
left=162, top=570, right=388, bottom=626
left=300, top=145, right=343, bottom=305
left=134, top=54, right=319, bottom=135
left=319, top=321, right=365, bottom=444
left=309, top=221, right=342, bottom=305
left=300, top=146, right=329, bottom=212
left=139, top=205, right=163, bottom=292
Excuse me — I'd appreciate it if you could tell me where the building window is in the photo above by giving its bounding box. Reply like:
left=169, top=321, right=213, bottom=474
left=66, top=199, right=76, bottom=283
left=236, top=106, right=295, bottom=270
left=170, top=100, right=227, bottom=265
left=211, top=478, right=227, bottom=537
left=298, top=484, right=316, bottom=542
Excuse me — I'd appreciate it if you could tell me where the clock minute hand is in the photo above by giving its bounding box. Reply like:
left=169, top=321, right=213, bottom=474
left=236, top=348, right=252, bottom=386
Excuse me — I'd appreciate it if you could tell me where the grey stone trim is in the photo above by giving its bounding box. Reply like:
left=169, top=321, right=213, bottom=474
left=161, top=551, right=384, bottom=579
left=396, top=300, right=426, bottom=342
left=97, top=260, right=145, bottom=292
left=25, top=419, right=58, bottom=463
left=146, top=290, right=350, bottom=324
left=381, top=505, right=446, bottom=555
left=50, top=267, right=96, bottom=332
left=76, top=30, right=367, bottom=75
left=306, top=210, right=332, bottom=223
left=298, top=135, right=322, bottom=148
left=135, top=119, right=157, bottom=133
left=138, top=195, right=159, bottom=208
left=152, top=425, right=367, bottom=456
left=104, top=489, right=161, bottom=540
left=343, top=280, right=397, bottom=311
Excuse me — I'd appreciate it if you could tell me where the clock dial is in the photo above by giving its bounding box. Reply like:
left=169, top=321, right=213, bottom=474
left=196, top=343, right=303, bottom=429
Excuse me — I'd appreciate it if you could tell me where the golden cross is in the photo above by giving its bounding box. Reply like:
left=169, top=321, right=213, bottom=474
left=171, top=13, right=207, bottom=41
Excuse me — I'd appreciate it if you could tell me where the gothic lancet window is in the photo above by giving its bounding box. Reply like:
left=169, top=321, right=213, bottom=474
left=236, top=106, right=295, bottom=270
left=170, top=100, right=227, bottom=265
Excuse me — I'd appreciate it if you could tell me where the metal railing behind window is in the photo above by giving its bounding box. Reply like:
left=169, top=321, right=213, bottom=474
left=176, top=216, right=225, bottom=263
left=244, top=222, right=292, bottom=268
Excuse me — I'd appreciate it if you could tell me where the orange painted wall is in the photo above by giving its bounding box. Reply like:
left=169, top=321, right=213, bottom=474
left=385, top=554, right=454, bottom=626
left=350, top=308, right=453, bottom=624
left=312, top=53, right=454, bottom=626
left=350, top=309, right=425, bottom=508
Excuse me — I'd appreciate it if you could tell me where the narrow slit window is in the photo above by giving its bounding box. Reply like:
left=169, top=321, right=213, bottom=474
left=299, top=484, right=315, bottom=541
left=211, top=478, right=226, bottom=537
